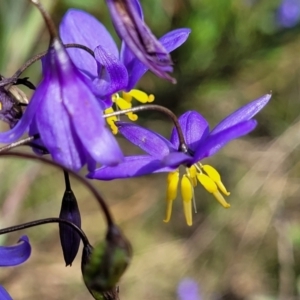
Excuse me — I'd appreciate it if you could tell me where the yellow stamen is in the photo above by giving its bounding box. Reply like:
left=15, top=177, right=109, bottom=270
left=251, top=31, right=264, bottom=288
left=181, top=175, right=193, bottom=226
left=202, top=164, right=230, bottom=196
left=188, top=165, right=198, bottom=187
left=104, top=107, right=118, bottom=134
left=124, top=89, right=155, bottom=103
left=115, top=97, right=138, bottom=121
left=164, top=171, right=179, bottom=223
left=0, top=102, right=2, bottom=110
left=197, top=173, right=230, bottom=208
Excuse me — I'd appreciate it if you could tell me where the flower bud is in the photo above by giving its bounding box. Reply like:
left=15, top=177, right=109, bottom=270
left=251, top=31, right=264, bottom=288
left=81, top=225, right=132, bottom=296
left=59, top=189, right=81, bottom=266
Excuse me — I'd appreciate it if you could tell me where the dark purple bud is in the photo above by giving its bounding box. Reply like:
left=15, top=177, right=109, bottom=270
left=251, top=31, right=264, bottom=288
left=59, top=189, right=81, bottom=266
left=0, top=76, right=28, bottom=128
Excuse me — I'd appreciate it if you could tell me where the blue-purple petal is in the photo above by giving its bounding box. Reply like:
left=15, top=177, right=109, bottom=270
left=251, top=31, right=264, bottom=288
left=162, top=151, right=194, bottom=168
left=170, top=111, right=209, bottom=152
left=105, top=0, right=174, bottom=84
left=119, top=0, right=144, bottom=72
left=0, top=286, right=13, bottom=300
left=211, top=94, right=271, bottom=135
left=35, top=76, right=85, bottom=171
left=125, top=28, right=190, bottom=90
left=93, top=45, right=128, bottom=97
left=0, top=235, right=31, bottom=267
left=87, top=155, right=165, bottom=180
left=59, top=9, right=118, bottom=79
left=61, top=71, right=123, bottom=166
left=177, top=278, right=201, bottom=300
left=194, top=120, right=257, bottom=162
left=117, top=121, right=176, bottom=157
left=159, top=28, right=191, bottom=53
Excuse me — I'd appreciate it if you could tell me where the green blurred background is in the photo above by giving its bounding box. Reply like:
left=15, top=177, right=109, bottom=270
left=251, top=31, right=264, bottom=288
left=1, top=0, right=300, bottom=299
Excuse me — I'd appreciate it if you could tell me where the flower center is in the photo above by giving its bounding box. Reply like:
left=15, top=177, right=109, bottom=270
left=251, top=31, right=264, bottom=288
left=164, top=164, right=230, bottom=226
left=104, top=89, right=155, bottom=134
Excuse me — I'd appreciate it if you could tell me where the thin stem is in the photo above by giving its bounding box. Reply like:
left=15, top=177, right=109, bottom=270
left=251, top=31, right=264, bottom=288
left=1, top=43, right=95, bottom=90
left=63, top=170, right=71, bottom=191
left=104, top=104, right=188, bottom=152
left=0, top=135, right=38, bottom=153
left=65, top=43, right=95, bottom=57
left=0, top=218, right=90, bottom=247
left=10, top=52, right=46, bottom=84
left=29, top=0, right=58, bottom=41
left=0, top=152, right=115, bottom=227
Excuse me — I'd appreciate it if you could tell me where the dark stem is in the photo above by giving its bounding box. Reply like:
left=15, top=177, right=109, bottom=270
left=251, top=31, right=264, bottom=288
left=63, top=170, right=71, bottom=191
left=65, top=43, right=95, bottom=57
left=0, top=218, right=90, bottom=247
left=104, top=104, right=188, bottom=152
left=1, top=43, right=95, bottom=90
left=0, top=151, right=115, bottom=227
left=29, top=0, right=58, bottom=41
left=27, top=142, right=49, bottom=154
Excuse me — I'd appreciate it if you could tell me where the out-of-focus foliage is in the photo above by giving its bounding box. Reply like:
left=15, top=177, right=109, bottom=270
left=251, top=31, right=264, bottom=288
left=1, top=0, right=300, bottom=299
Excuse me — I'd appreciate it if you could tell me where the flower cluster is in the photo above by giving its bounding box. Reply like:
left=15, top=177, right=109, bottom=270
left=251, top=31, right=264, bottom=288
left=0, top=0, right=272, bottom=299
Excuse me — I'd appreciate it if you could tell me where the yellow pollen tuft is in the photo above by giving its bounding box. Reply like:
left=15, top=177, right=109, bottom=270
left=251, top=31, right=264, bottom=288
left=181, top=175, right=193, bottom=226
left=164, top=171, right=179, bottom=223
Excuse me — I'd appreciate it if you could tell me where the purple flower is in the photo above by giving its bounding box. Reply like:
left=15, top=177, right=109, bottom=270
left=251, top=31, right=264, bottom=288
left=0, top=235, right=31, bottom=299
left=177, top=278, right=201, bottom=300
left=88, top=94, right=271, bottom=225
left=59, top=8, right=190, bottom=101
left=104, top=0, right=176, bottom=83
left=0, top=38, right=123, bottom=171
left=277, top=0, right=300, bottom=28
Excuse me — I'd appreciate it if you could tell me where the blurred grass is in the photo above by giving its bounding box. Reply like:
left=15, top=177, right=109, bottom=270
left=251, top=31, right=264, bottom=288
left=1, top=0, right=300, bottom=299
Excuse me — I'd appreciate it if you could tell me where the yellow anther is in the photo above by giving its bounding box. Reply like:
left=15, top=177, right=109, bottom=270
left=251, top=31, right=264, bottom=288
left=104, top=107, right=118, bottom=134
left=122, top=92, right=132, bottom=102
left=0, top=102, right=2, bottom=110
left=164, top=171, right=179, bottom=223
left=123, top=89, right=155, bottom=103
left=212, top=190, right=231, bottom=208
left=115, top=97, right=131, bottom=110
left=181, top=175, right=193, bottom=226
left=115, top=97, right=138, bottom=121
left=197, top=173, right=230, bottom=208
left=202, top=165, right=230, bottom=196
